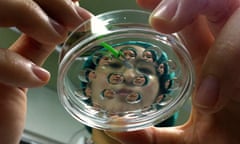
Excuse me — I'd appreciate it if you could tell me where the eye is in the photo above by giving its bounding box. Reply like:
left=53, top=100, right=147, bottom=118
left=143, top=51, right=152, bottom=58
left=137, top=67, right=154, bottom=75
left=136, top=62, right=156, bottom=75
left=108, top=61, right=123, bottom=69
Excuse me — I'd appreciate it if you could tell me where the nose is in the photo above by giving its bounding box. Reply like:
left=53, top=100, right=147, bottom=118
left=123, top=68, right=137, bottom=84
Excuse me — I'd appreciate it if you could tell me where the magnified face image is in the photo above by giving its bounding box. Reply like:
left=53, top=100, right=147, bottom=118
left=120, top=47, right=136, bottom=60
left=79, top=41, right=172, bottom=113
left=142, top=50, right=155, bottom=63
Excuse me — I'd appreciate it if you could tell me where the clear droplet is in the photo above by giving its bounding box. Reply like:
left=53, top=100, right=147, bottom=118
left=108, top=73, right=124, bottom=84
left=142, top=49, right=157, bottom=63
left=78, top=69, right=96, bottom=82
left=157, top=63, right=165, bottom=75
left=167, top=59, right=177, bottom=72
left=155, top=94, right=164, bottom=104
left=101, top=89, right=116, bottom=99
left=120, top=47, right=137, bottom=60
left=126, top=92, right=142, bottom=104
left=157, top=95, right=173, bottom=106
left=133, top=75, right=148, bottom=86
left=169, top=77, right=181, bottom=90
left=74, top=89, right=90, bottom=100
left=92, top=51, right=112, bottom=65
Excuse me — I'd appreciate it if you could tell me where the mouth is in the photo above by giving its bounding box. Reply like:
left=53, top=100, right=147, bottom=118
left=116, top=88, right=133, bottom=96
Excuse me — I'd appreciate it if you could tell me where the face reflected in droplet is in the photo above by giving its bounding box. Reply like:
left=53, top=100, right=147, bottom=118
left=155, top=94, right=164, bottom=103
left=142, top=50, right=154, bottom=63
left=102, top=89, right=116, bottom=99
left=167, top=59, right=177, bottom=71
left=108, top=73, right=124, bottom=84
left=84, top=87, right=92, bottom=97
left=98, top=55, right=112, bottom=66
left=126, top=92, right=141, bottom=104
left=170, top=77, right=180, bottom=90
left=92, top=52, right=104, bottom=65
left=158, top=63, right=165, bottom=75
left=87, top=70, right=96, bottom=81
left=121, top=48, right=136, bottom=60
left=133, top=75, right=147, bottom=86
left=92, top=102, right=103, bottom=111
left=165, top=80, right=171, bottom=89
left=74, top=90, right=89, bottom=100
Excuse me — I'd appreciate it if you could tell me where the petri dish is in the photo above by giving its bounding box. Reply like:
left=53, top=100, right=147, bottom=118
left=57, top=9, right=195, bottom=131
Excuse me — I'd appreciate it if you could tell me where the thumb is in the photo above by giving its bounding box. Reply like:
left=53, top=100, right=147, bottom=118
left=105, top=127, right=184, bottom=144
left=149, top=0, right=239, bottom=34
left=193, top=8, right=240, bottom=113
left=0, top=49, right=50, bottom=88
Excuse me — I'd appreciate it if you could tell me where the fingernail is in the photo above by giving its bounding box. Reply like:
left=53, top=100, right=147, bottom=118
left=195, top=75, right=220, bottom=108
left=151, top=0, right=177, bottom=21
left=74, top=5, right=93, bottom=21
left=31, top=64, right=50, bottom=82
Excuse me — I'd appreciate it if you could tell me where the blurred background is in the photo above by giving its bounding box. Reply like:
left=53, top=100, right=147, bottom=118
left=0, top=1, right=191, bottom=144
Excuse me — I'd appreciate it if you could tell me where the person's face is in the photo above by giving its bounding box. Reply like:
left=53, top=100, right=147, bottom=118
left=142, top=50, right=154, bottom=63
left=158, top=63, right=165, bottom=75
left=90, top=44, right=160, bottom=113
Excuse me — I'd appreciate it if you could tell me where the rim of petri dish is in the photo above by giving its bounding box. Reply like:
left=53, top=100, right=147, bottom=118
left=57, top=9, right=195, bottom=131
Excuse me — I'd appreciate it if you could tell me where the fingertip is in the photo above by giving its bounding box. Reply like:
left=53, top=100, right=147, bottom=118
left=104, top=128, right=154, bottom=144
left=0, top=49, right=50, bottom=88
left=136, top=0, right=162, bottom=10
left=31, top=64, right=50, bottom=84
left=105, top=127, right=184, bottom=144
left=74, top=6, right=93, bottom=20
left=149, top=0, right=182, bottom=33
left=150, top=12, right=184, bottom=34
left=149, top=0, right=207, bottom=34
left=150, top=15, right=178, bottom=33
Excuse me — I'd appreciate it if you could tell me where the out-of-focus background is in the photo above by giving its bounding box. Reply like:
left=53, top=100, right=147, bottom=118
left=0, top=1, right=191, bottom=144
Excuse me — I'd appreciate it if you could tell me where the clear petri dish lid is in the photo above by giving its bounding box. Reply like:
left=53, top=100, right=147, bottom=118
left=57, top=9, right=195, bottom=131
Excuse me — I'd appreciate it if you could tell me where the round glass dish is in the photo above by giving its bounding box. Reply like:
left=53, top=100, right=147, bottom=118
left=57, top=9, right=195, bottom=131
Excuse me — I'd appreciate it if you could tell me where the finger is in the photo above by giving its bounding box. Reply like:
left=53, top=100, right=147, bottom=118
left=34, top=0, right=92, bottom=30
left=178, top=16, right=214, bottom=77
left=0, top=48, right=50, bottom=88
left=136, top=0, right=161, bottom=10
left=193, top=8, right=240, bottom=113
left=10, top=34, right=56, bottom=66
left=5, top=34, right=54, bottom=87
left=150, top=0, right=239, bottom=34
left=137, top=0, right=214, bottom=74
left=0, top=0, right=68, bottom=45
left=0, top=0, right=92, bottom=45
left=106, top=127, right=184, bottom=144
left=0, top=84, right=27, bottom=144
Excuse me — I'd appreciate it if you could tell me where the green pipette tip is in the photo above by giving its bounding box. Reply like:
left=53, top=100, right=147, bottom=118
left=100, top=42, right=121, bottom=58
